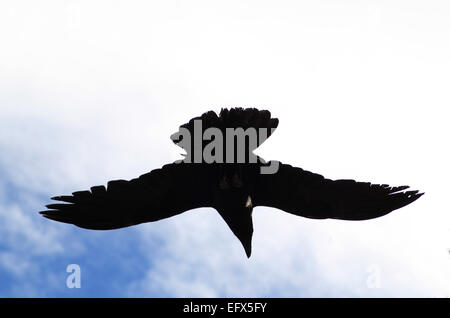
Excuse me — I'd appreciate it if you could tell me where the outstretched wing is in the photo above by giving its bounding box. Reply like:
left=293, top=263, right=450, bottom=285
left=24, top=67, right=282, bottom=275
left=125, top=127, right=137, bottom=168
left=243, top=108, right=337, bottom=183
left=253, top=162, right=423, bottom=220
left=40, top=163, right=215, bottom=230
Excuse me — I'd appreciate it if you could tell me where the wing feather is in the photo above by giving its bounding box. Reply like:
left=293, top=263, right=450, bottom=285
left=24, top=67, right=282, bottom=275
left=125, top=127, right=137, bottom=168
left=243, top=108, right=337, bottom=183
left=253, top=162, right=423, bottom=220
left=40, top=163, right=215, bottom=229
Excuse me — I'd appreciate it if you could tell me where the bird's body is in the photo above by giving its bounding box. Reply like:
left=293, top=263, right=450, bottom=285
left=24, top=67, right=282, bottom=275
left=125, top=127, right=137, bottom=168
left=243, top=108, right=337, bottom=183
left=41, top=108, right=423, bottom=257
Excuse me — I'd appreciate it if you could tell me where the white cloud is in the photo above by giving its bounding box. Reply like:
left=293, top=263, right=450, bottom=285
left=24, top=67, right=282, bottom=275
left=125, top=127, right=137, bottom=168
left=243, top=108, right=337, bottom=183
left=0, top=252, right=33, bottom=277
left=127, top=205, right=450, bottom=297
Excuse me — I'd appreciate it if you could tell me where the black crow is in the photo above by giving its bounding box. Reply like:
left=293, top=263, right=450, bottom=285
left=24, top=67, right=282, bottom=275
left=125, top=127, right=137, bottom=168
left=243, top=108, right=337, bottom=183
left=40, top=108, right=423, bottom=257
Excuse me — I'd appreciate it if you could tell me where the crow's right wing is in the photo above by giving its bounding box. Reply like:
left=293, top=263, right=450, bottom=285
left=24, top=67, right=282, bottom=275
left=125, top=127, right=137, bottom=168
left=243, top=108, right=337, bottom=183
left=253, top=162, right=423, bottom=221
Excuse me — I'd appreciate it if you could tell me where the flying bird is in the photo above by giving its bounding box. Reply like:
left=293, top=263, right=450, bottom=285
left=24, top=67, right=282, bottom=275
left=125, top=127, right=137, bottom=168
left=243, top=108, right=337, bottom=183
left=40, top=108, right=423, bottom=257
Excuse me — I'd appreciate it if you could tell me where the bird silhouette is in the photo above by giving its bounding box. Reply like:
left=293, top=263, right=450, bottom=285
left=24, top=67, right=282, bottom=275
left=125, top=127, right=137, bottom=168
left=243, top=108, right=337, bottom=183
left=40, top=108, right=423, bottom=257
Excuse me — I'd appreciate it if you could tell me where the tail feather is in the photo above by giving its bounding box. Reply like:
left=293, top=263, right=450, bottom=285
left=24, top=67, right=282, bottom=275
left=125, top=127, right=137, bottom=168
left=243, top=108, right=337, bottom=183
left=170, top=108, right=278, bottom=163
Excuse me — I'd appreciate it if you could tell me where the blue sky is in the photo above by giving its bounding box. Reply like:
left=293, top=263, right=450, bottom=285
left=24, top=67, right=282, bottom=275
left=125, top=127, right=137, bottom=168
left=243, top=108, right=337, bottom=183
left=0, top=0, right=449, bottom=297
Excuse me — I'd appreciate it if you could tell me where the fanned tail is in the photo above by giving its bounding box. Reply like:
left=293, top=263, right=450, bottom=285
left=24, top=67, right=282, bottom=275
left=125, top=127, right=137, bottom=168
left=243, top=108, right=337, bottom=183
left=170, top=107, right=278, bottom=163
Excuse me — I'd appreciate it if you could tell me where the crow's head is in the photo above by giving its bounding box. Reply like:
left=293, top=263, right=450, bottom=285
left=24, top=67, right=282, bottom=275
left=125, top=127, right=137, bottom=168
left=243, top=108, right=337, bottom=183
left=214, top=179, right=254, bottom=258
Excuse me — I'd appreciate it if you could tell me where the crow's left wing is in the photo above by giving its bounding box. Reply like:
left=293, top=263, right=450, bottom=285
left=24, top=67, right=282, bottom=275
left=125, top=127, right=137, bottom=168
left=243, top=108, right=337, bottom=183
left=40, top=163, right=215, bottom=230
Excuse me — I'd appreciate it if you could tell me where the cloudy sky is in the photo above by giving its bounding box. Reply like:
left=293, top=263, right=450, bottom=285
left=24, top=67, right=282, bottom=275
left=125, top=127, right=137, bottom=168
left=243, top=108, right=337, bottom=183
left=0, top=0, right=449, bottom=297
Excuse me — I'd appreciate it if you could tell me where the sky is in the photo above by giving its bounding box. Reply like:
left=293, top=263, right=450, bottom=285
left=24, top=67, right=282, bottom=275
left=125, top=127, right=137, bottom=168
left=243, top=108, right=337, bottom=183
left=0, top=0, right=449, bottom=297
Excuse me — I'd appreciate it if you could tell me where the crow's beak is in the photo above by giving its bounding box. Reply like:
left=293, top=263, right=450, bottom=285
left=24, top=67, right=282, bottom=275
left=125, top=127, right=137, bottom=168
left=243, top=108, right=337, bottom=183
left=217, top=204, right=254, bottom=258
left=241, top=235, right=252, bottom=258
left=232, top=222, right=253, bottom=258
